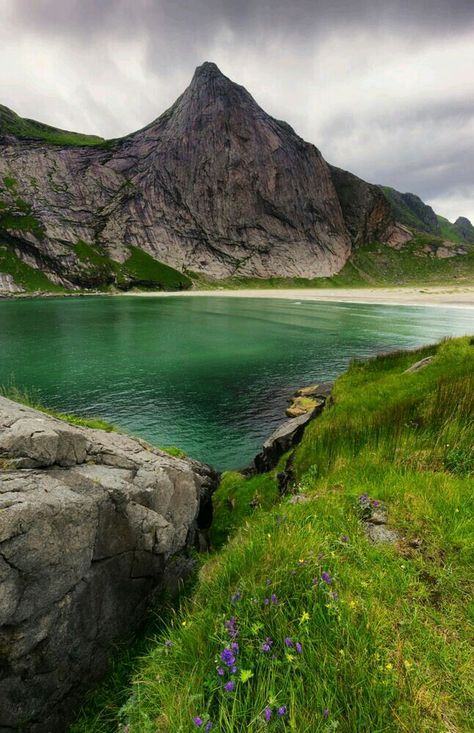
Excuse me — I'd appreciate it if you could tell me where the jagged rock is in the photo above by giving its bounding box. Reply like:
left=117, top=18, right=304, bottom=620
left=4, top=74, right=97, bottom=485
left=0, top=397, right=218, bottom=733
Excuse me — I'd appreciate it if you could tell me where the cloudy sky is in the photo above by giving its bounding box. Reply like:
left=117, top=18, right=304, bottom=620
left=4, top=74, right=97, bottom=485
left=1, top=0, right=473, bottom=222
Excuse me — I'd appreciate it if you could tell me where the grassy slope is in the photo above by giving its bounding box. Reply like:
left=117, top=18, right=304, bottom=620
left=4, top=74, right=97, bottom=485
left=436, top=216, right=464, bottom=244
left=0, top=237, right=192, bottom=293
left=0, top=241, right=64, bottom=292
left=71, top=336, right=474, bottom=733
left=0, top=104, right=105, bottom=147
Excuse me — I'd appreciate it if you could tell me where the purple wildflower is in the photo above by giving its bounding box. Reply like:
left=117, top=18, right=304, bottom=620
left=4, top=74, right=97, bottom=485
left=231, top=665, right=238, bottom=674
left=271, top=593, right=278, bottom=605
left=372, top=499, right=380, bottom=507
left=264, top=707, right=272, bottom=722
left=220, top=648, right=236, bottom=667
left=193, top=717, right=203, bottom=727
left=359, top=493, right=369, bottom=504
left=321, top=571, right=332, bottom=585
left=277, top=706, right=287, bottom=717
left=225, top=617, right=239, bottom=639
left=264, top=597, right=270, bottom=606
left=217, top=667, right=225, bottom=677
left=261, top=637, right=273, bottom=653
left=323, top=708, right=329, bottom=719
left=224, top=680, right=235, bottom=692
left=231, top=641, right=239, bottom=653
left=341, top=534, right=349, bottom=543
left=230, top=591, right=241, bottom=603
left=284, top=637, right=294, bottom=647
left=205, top=723, right=213, bottom=732
left=295, top=641, right=302, bottom=654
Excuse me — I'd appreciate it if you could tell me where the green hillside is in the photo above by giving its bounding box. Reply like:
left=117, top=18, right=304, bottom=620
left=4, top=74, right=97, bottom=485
left=71, top=336, right=474, bottom=733
left=0, top=104, right=105, bottom=147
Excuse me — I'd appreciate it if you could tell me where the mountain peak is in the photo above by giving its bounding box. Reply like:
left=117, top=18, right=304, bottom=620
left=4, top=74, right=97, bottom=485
left=192, top=61, right=226, bottom=82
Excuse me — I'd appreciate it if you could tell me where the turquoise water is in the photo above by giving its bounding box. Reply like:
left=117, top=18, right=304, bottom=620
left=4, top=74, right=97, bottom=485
left=0, top=296, right=472, bottom=469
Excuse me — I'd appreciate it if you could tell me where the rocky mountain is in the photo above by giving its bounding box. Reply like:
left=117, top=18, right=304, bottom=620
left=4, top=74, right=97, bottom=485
left=382, top=186, right=474, bottom=245
left=0, top=62, right=472, bottom=293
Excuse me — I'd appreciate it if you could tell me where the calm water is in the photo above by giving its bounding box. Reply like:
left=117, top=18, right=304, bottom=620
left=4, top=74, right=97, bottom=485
left=0, top=296, right=472, bottom=469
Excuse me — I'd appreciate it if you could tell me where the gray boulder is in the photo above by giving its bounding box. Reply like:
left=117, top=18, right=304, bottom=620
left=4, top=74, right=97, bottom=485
left=0, top=397, right=218, bottom=732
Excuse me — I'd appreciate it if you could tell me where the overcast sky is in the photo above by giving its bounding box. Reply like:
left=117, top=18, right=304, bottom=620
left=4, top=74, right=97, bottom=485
left=1, top=0, right=473, bottom=222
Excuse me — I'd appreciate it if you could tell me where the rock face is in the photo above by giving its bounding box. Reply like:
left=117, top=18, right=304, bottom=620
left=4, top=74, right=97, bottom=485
left=0, top=397, right=218, bottom=733
left=329, top=167, right=401, bottom=248
left=0, top=273, right=24, bottom=294
left=0, top=62, right=353, bottom=285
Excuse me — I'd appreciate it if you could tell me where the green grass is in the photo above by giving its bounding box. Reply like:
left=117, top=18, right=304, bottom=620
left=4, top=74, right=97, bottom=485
left=0, top=104, right=106, bottom=147
left=71, top=336, right=474, bottom=733
left=190, top=235, right=474, bottom=290
left=0, top=384, right=118, bottom=432
left=0, top=241, right=63, bottom=292
left=123, top=247, right=192, bottom=290
left=160, top=445, right=188, bottom=459
left=436, top=215, right=464, bottom=244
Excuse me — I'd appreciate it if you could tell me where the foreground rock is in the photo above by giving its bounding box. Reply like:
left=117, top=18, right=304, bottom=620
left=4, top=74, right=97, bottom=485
left=0, top=397, right=218, bottom=733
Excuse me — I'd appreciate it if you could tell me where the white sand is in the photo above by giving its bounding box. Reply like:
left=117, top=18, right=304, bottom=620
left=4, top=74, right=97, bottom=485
left=125, top=285, right=474, bottom=308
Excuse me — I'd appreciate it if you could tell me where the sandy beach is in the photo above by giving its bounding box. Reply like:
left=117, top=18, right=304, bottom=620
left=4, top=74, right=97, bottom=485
left=127, top=285, right=474, bottom=308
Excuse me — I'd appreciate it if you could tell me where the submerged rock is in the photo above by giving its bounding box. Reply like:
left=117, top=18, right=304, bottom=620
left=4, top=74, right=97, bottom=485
left=0, top=397, right=218, bottom=733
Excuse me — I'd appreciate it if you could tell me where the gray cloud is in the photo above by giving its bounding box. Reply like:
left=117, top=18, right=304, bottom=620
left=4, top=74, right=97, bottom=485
left=1, top=0, right=473, bottom=221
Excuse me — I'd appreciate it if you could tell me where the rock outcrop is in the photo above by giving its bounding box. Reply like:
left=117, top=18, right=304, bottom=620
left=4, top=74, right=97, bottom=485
left=286, top=382, right=332, bottom=418
left=0, top=397, right=218, bottom=733
left=255, top=383, right=332, bottom=473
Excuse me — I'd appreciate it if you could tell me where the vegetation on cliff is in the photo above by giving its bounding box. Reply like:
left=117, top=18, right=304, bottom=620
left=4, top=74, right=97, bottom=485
left=71, top=336, right=474, bottom=732
left=195, top=234, right=474, bottom=289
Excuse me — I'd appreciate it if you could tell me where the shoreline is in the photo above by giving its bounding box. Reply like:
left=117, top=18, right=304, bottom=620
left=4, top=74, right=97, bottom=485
left=125, top=285, right=474, bottom=308
left=1, top=284, right=474, bottom=308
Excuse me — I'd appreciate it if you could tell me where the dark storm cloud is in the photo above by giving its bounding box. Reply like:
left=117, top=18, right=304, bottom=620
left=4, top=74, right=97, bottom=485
left=9, top=0, right=474, bottom=39
left=1, top=0, right=473, bottom=220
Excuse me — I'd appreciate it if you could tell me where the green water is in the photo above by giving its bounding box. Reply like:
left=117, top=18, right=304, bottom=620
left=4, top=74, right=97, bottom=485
left=0, top=296, right=472, bottom=469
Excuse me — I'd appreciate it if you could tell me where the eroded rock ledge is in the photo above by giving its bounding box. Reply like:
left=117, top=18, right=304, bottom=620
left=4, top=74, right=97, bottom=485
left=0, top=397, right=218, bottom=733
